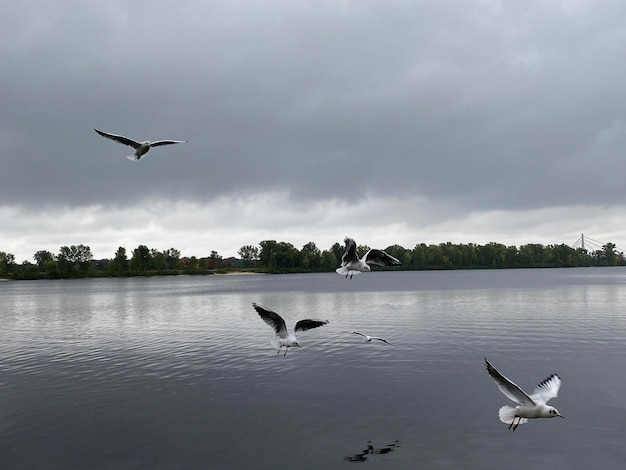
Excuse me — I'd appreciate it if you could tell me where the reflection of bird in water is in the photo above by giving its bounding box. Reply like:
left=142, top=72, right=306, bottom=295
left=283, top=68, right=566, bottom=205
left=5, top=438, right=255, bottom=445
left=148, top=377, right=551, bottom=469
left=344, top=440, right=400, bottom=463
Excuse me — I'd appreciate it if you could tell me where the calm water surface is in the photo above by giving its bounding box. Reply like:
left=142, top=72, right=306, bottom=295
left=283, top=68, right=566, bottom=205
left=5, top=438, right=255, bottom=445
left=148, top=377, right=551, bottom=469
left=1, top=268, right=626, bottom=469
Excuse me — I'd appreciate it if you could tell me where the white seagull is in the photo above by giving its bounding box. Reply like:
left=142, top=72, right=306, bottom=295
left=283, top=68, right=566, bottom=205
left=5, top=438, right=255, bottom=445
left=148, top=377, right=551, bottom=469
left=485, top=358, right=564, bottom=431
left=352, top=331, right=393, bottom=345
left=336, top=237, right=401, bottom=279
left=252, top=302, right=329, bottom=356
left=94, top=128, right=187, bottom=161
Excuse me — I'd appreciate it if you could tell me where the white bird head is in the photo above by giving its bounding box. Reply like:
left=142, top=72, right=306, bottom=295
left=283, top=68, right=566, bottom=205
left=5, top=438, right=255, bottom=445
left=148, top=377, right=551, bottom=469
left=362, top=265, right=371, bottom=272
left=547, top=406, right=564, bottom=419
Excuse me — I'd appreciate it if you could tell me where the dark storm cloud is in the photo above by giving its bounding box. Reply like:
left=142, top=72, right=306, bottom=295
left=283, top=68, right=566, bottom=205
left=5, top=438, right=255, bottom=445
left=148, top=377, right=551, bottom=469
left=2, top=0, right=626, bottom=212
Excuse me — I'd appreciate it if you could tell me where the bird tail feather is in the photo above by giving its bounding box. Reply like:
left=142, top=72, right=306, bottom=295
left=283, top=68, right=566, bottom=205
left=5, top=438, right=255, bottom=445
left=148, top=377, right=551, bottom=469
left=498, top=406, right=527, bottom=425
left=335, top=267, right=361, bottom=276
left=126, top=155, right=140, bottom=161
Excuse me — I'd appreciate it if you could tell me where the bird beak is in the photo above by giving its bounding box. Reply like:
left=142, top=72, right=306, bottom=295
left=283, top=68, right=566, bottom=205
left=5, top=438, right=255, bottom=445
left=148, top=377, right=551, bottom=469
left=558, top=414, right=565, bottom=419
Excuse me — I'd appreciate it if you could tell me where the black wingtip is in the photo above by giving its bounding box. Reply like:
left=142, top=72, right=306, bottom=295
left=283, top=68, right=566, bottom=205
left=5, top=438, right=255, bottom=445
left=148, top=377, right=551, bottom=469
left=537, top=373, right=560, bottom=387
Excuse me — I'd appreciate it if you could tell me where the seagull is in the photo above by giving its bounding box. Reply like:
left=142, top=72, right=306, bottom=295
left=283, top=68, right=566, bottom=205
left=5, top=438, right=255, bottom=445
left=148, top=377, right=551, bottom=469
left=336, top=237, right=401, bottom=279
left=351, top=331, right=393, bottom=345
left=484, top=358, right=564, bottom=431
left=94, top=128, right=187, bottom=161
left=252, top=302, right=329, bottom=356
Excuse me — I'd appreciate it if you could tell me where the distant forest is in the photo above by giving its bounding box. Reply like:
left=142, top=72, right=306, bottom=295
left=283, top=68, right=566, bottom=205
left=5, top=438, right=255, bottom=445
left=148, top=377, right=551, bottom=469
left=1, top=239, right=624, bottom=280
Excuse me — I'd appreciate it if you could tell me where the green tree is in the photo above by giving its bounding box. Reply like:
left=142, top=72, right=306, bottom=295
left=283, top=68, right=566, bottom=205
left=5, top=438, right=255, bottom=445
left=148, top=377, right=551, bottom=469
left=300, top=242, right=321, bottom=269
left=238, top=245, right=260, bottom=267
left=109, top=247, right=129, bottom=274
left=320, top=250, right=338, bottom=271
left=411, top=243, right=428, bottom=268
left=259, top=240, right=279, bottom=268
left=57, top=245, right=92, bottom=276
left=33, top=250, right=54, bottom=271
left=208, top=250, right=222, bottom=269
left=330, top=242, right=344, bottom=264
left=130, top=245, right=153, bottom=273
left=276, top=242, right=299, bottom=268
left=602, top=243, right=617, bottom=266
left=152, top=250, right=166, bottom=272
left=0, top=252, right=16, bottom=274
left=164, top=248, right=180, bottom=270
left=258, top=240, right=300, bottom=270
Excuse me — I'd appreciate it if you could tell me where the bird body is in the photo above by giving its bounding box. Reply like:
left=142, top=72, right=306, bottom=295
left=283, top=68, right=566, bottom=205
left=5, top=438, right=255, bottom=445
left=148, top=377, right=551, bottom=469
left=485, top=358, right=563, bottom=431
left=252, top=303, right=329, bottom=356
left=336, top=237, right=400, bottom=279
left=352, top=331, right=392, bottom=345
left=94, top=128, right=187, bottom=161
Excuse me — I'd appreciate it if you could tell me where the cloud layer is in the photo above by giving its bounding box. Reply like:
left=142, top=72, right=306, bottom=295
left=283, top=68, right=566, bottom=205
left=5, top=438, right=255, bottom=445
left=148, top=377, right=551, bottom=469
left=2, top=1, right=626, bottom=261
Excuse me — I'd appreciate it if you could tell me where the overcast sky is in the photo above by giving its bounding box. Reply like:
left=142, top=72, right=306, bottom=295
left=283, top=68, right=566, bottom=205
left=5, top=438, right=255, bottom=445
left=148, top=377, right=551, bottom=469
left=2, top=0, right=626, bottom=262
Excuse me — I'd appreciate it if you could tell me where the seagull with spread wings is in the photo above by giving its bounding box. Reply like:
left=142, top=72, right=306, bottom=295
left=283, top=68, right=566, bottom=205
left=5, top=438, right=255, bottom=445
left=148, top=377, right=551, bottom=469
left=351, top=331, right=393, bottom=345
left=94, top=128, right=187, bottom=161
left=336, top=237, right=401, bottom=279
left=485, top=358, right=564, bottom=431
left=252, top=302, right=329, bottom=356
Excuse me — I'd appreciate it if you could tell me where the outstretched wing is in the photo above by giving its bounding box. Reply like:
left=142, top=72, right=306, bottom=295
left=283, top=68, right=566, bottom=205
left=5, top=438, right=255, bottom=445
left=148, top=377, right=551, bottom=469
left=371, top=337, right=392, bottom=345
left=94, top=129, right=141, bottom=149
left=363, top=249, right=401, bottom=267
left=485, top=358, right=535, bottom=406
left=252, top=302, right=288, bottom=338
left=530, top=374, right=561, bottom=405
left=341, top=237, right=359, bottom=264
left=294, top=319, right=329, bottom=333
left=150, top=140, right=187, bottom=147
left=352, top=331, right=367, bottom=338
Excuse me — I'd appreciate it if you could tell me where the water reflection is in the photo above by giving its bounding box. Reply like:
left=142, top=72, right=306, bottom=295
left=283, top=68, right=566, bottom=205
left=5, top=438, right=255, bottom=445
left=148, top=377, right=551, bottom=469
left=2, top=269, right=626, bottom=469
left=345, top=440, right=401, bottom=463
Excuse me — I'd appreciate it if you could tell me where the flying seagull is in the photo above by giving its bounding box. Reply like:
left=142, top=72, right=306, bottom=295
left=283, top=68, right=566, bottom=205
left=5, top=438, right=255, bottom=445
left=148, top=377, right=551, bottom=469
left=352, top=331, right=393, bottom=345
left=94, top=128, right=187, bottom=161
left=336, top=237, right=401, bottom=279
left=252, top=302, right=329, bottom=356
left=484, top=358, right=564, bottom=431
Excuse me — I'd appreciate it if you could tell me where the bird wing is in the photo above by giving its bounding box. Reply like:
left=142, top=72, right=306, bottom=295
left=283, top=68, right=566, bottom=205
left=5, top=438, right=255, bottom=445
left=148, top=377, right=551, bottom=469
left=530, top=374, right=561, bottom=405
left=252, top=303, right=288, bottom=338
left=294, top=319, right=329, bottom=333
left=94, top=129, right=141, bottom=149
left=372, top=337, right=392, bottom=345
left=341, top=237, right=359, bottom=264
left=351, top=331, right=367, bottom=338
left=363, top=249, right=401, bottom=267
left=484, top=358, right=535, bottom=406
left=150, top=140, right=187, bottom=147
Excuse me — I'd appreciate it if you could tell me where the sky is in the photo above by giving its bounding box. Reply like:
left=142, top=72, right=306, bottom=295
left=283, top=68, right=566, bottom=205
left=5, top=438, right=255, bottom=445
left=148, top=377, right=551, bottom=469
left=2, top=0, right=626, bottom=262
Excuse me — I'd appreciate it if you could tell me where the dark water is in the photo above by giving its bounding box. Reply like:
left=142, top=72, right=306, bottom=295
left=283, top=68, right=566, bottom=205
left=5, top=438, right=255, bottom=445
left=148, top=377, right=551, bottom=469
left=1, top=268, right=626, bottom=469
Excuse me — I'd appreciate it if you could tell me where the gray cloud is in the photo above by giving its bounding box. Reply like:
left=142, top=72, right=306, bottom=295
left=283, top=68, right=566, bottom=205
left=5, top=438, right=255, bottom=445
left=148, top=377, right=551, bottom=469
left=2, top=0, right=626, bottom=259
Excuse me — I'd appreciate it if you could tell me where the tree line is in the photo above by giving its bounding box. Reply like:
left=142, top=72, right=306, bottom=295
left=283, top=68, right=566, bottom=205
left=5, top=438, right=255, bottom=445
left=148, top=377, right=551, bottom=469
left=1, top=239, right=624, bottom=280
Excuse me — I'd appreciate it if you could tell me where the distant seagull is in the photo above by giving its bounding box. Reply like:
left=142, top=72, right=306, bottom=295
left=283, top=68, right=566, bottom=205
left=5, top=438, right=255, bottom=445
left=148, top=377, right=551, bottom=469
left=336, top=237, right=401, bottom=279
left=352, top=331, right=393, bottom=345
left=485, top=358, right=564, bottom=431
left=94, top=128, right=187, bottom=161
left=252, top=302, right=329, bottom=356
